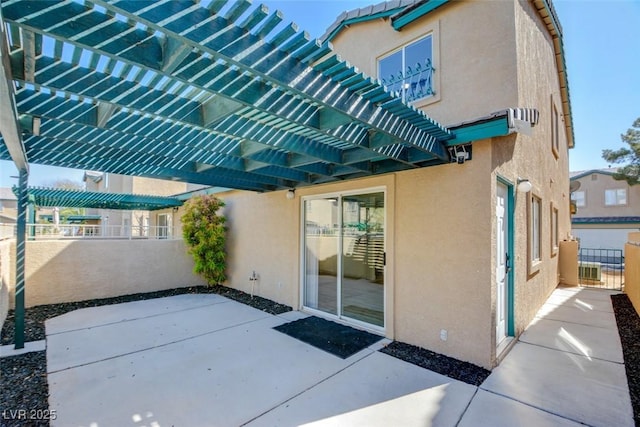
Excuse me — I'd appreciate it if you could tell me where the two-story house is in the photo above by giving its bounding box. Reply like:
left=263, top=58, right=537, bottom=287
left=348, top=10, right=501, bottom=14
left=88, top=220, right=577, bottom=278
left=164, top=0, right=574, bottom=369
left=83, top=171, right=192, bottom=238
left=571, top=168, right=640, bottom=250
left=0, top=0, right=573, bottom=370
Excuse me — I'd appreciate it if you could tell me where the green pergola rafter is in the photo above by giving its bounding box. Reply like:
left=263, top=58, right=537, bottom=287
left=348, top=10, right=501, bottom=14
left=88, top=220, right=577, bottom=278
left=0, top=0, right=454, bottom=192
left=16, top=186, right=184, bottom=211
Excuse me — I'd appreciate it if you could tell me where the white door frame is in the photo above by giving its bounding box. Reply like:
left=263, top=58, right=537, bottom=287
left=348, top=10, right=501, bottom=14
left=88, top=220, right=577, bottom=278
left=300, top=187, right=386, bottom=334
left=496, top=180, right=510, bottom=346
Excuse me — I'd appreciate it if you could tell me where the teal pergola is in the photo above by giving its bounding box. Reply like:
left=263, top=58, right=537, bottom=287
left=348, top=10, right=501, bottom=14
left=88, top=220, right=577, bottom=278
left=0, top=0, right=454, bottom=192
left=0, top=0, right=458, bottom=349
left=21, top=186, right=183, bottom=211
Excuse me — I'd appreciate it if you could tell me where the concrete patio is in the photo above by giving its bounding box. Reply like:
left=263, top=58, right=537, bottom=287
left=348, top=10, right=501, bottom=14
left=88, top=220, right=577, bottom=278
left=43, top=286, right=633, bottom=427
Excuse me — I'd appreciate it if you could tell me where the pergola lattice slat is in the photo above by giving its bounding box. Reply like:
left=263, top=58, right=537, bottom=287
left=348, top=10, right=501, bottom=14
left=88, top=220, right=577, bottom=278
left=1, top=0, right=454, bottom=191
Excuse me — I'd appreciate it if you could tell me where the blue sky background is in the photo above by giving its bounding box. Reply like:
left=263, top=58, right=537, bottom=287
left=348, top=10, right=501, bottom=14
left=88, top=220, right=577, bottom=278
left=1, top=0, right=638, bottom=187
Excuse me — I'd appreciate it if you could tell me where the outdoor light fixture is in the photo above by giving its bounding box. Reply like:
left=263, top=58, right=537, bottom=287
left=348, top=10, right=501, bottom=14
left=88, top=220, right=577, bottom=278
left=286, top=189, right=295, bottom=200
left=517, top=178, right=533, bottom=193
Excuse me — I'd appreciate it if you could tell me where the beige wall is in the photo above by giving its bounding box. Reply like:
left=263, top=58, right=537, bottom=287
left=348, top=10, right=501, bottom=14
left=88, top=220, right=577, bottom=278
left=329, top=0, right=518, bottom=127
left=215, top=165, right=499, bottom=367
left=196, top=0, right=574, bottom=369
left=571, top=172, right=640, bottom=217
left=625, top=232, right=640, bottom=316
left=6, top=239, right=206, bottom=308
left=0, top=240, right=10, bottom=331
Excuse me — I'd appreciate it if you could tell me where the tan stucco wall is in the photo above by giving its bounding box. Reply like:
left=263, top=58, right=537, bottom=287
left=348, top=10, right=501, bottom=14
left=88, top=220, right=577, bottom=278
left=216, top=166, right=500, bottom=367
left=6, top=239, right=206, bottom=308
left=571, top=172, right=640, bottom=217
left=0, top=240, right=11, bottom=331
left=625, top=233, right=640, bottom=316
left=131, top=176, right=188, bottom=196
left=508, top=0, right=571, bottom=337
left=219, top=189, right=301, bottom=308
left=329, top=0, right=518, bottom=127
left=394, top=141, right=493, bottom=366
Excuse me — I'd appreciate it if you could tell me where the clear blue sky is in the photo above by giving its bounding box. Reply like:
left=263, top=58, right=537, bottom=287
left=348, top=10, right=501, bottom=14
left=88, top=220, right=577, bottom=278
left=1, top=0, right=638, bottom=187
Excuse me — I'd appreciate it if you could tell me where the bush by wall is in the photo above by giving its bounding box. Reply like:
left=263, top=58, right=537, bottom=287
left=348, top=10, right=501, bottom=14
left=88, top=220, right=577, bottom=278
left=181, top=195, right=227, bottom=285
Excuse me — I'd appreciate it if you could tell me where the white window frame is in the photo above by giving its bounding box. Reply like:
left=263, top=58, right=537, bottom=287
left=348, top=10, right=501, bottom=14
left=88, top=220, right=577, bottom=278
left=551, top=99, right=560, bottom=158
left=157, top=212, right=172, bottom=239
left=377, top=21, right=440, bottom=108
left=605, top=188, right=627, bottom=206
left=528, top=194, right=542, bottom=275
left=571, top=190, right=586, bottom=208
left=550, top=204, right=559, bottom=256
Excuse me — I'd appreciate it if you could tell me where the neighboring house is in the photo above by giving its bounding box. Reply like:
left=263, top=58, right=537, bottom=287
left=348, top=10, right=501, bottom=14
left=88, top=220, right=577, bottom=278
left=83, top=171, right=193, bottom=238
left=159, top=0, right=574, bottom=369
left=0, top=188, right=17, bottom=238
left=0, top=187, right=17, bottom=224
left=570, top=168, right=640, bottom=250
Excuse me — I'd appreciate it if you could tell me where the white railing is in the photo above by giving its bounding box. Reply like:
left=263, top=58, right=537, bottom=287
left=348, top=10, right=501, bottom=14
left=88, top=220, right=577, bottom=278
left=0, top=223, right=181, bottom=240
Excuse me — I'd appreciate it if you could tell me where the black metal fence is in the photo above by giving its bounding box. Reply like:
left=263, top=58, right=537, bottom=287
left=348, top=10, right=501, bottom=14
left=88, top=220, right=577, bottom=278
left=578, top=248, right=624, bottom=290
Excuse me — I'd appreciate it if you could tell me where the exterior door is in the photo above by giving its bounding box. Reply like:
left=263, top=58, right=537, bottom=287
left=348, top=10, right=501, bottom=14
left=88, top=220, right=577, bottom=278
left=303, top=190, right=385, bottom=329
left=496, top=182, right=509, bottom=345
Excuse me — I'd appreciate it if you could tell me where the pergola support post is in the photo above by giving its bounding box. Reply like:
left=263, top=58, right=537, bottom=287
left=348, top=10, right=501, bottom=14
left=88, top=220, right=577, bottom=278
left=14, top=168, right=29, bottom=349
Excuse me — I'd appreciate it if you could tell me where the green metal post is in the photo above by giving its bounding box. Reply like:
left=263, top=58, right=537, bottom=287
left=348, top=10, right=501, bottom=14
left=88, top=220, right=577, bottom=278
left=14, top=168, right=28, bottom=349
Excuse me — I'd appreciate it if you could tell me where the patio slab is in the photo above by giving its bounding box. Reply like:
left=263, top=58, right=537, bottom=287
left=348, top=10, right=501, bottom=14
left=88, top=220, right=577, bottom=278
left=481, top=342, right=633, bottom=427
left=534, top=301, right=618, bottom=329
left=45, top=287, right=633, bottom=427
left=247, top=351, right=476, bottom=427
left=519, top=317, right=624, bottom=363
left=544, top=288, right=616, bottom=312
left=457, top=389, right=584, bottom=427
left=48, top=299, right=378, bottom=426
left=46, top=297, right=269, bottom=373
left=46, top=293, right=226, bottom=334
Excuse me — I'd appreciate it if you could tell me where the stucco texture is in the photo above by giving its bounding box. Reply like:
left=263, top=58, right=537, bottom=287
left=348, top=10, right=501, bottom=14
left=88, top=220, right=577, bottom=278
left=207, top=0, right=575, bottom=369
left=0, top=240, right=10, bottom=331
left=6, top=239, right=206, bottom=308
left=329, top=0, right=518, bottom=127
left=625, top=233, right=640, bottom=316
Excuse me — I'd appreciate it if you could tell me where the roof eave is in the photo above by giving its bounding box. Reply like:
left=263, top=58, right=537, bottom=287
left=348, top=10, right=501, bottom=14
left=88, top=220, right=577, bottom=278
left=532, top=0, right=575, bottom=149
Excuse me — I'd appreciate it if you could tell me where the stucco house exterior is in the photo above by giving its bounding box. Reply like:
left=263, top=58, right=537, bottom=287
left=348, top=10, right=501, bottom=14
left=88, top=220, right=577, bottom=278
left=83, top=171, right=192, bottom=238
left=155, top=0, right=575, bottom=369
left=571, top=168, right=640, bottom=251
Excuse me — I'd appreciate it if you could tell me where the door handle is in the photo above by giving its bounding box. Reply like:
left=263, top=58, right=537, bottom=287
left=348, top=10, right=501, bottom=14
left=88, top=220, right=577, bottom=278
left=505, top=253, right=511, bottom=274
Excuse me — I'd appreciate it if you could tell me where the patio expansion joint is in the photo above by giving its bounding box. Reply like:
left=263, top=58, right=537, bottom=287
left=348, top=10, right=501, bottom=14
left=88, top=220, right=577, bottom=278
left=476, top=387, right=596, bottom=427
left=46, top=312, right=273, bottom=375
left=453, top=387, right=480, bottom=427
left=239, top=349, right=377, bottom=426
left=46, top=299, right=232, bottom=337
left=541, top=301, right=615, bottom=314
left=532, top=315, right=618, bottom=331
left=515, top=340, right=624, bottom=366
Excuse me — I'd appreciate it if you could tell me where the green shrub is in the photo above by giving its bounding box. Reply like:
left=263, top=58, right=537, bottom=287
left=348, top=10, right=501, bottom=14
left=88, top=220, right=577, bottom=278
left=181, top=195, right=227, bottom=285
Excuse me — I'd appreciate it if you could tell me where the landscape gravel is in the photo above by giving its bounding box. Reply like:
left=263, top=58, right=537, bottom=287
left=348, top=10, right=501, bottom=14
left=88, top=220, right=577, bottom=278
left=611, top=293, right=640, bottom=426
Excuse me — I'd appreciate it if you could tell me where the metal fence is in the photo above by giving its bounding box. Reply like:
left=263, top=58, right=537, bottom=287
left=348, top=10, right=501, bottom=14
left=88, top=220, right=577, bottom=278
left=578, top=248, right=624, bottom=290
left=0, top=223, right=180, bottom=240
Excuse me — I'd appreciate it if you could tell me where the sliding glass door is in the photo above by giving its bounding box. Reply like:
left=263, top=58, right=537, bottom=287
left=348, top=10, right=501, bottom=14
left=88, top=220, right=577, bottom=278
left=303, top=190, right=385, bottom=329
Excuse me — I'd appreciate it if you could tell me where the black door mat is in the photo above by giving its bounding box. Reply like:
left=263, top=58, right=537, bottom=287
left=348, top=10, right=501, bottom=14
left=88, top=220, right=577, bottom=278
left=274, top=316, right=383, bottom=359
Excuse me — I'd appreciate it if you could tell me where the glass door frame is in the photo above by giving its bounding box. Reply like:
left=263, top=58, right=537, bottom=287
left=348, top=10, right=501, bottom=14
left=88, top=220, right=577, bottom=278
left=299, top=186, right=386, bottom=334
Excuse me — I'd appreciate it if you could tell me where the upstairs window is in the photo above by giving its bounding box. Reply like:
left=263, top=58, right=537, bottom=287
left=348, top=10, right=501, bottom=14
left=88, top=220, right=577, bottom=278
left=605, top=189, right=627, bottom=206
left=551, top=101, right=560, bottom=158
left=571, top=190, right=585, bottom=207
left=379, top=35, right=434, bottom=103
